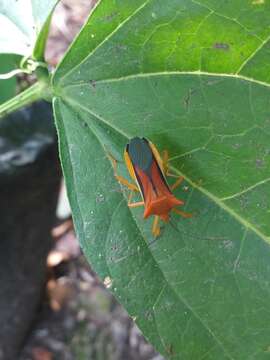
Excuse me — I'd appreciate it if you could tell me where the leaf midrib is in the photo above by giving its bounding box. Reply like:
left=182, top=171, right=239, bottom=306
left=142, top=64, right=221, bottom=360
left=58, top=93, right=270, bottom=245
left=58, top=71, right=270, bottom=91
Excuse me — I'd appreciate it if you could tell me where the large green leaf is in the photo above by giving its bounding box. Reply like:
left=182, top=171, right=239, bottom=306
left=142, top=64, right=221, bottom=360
left=0, top=0, right=58, bottom=59
left=53, top=1, right=270, bottom=358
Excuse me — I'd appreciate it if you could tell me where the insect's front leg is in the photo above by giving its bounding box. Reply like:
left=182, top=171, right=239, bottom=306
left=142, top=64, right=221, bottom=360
left=162, top=150, right=185, bottom=190
left=162, top=150, right=178, bottom=178
left=162, top=150, right=169, bottom=175
left=107, top=153, right=139, bottom=192
left=116, top=176, right=139, bottom=192
left=127, top=190, right=144, bottom=208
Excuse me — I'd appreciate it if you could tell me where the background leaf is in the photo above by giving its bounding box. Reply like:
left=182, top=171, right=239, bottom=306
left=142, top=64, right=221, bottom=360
left=0, top=54, right=19, bottom=103
left=53, top=1, right=270, bottom=358
left=0, top=0, right=58, bottom=58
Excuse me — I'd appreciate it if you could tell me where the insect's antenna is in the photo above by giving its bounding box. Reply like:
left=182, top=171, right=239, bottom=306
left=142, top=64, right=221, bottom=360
left=106, top=151, right=123, bottom=164
left=169, top=219, right=198, bottom=241
left=169, top=218, right=228, bottom=242
left=168, top=218, right=195, bottom=240
left=148, top=220, right=182, bottom=247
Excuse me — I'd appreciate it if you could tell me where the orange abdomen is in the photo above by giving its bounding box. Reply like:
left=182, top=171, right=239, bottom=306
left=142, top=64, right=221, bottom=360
left=135, top=162, right=183, bottom=222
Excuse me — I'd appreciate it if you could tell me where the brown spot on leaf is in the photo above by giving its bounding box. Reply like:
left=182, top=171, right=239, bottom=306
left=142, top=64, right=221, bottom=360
left=213, top=43, right=230, bottom=51
left=103, top=12, right=119, bottom=22
left=256, top=158, right=265, bottom=168
left=232, top=143, right=241, bottom=150
left=183, top=88, right=196, bottom=110
left=89, top=79, right=96, bottom=88
left=115, top=44, right=128, bottom=52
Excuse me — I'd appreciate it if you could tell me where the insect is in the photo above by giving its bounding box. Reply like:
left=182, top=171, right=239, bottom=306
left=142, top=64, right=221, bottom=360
left=110, top=137, right=192, bottom=237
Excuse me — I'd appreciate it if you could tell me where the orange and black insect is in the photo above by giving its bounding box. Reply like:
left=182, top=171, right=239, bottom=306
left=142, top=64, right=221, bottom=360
left=111, top=137, right=191, bottom=237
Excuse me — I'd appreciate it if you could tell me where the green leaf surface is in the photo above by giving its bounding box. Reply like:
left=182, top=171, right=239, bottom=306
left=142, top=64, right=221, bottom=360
left=0, top=0, right=58, bottom=58
left=53, top=1, right=270, bottom=358
left=0, top=54, right=19, bottom=104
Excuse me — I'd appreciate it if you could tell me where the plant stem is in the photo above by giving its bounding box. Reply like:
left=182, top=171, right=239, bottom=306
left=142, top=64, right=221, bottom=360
left=0, top=81, right=51, bottom=119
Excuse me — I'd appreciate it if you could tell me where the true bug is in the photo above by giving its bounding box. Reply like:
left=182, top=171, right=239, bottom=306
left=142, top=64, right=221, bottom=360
left=111, top=137, right=192, bottom=237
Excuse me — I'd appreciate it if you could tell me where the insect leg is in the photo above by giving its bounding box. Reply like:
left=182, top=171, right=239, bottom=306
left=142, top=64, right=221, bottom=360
left=161, top=150, right=187, bottom=191
left=166, top=172, right=181, bottom=178
left=162, top=150, right=169, bottom=175
left=152, top=216, right=161, bottom=237
left=162, top=150, right=179, bottom=178
left=128, top=200, right=145, bottom=208
left=172, top=208, right=192, bottom=218
left=162, top=150, right=184, bottom=178
left=116, top=176, right=139, bottom=191
left=127, top=191, right=144, bottom=208
left=108, top=153, right=139, bottom=192
left=170, top=176, right=184, bottom=191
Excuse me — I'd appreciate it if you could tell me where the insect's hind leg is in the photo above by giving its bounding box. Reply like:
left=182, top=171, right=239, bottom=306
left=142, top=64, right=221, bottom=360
left=152, top=216, right=161, bottom=237
left=170, top=176, right=185, bottom=192
left=161, top=151, right=192, bottom=218
left=172, top=208, right=192, bottom=218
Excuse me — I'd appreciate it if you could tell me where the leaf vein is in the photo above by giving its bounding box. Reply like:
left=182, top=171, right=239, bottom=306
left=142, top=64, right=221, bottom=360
left=61, top=71, right=270, bottom=89
left=237, top=35, right=270, bottom=74
left=220, top=177, right=270, bottom=201
left=58, top=0, right=152, bottom=84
